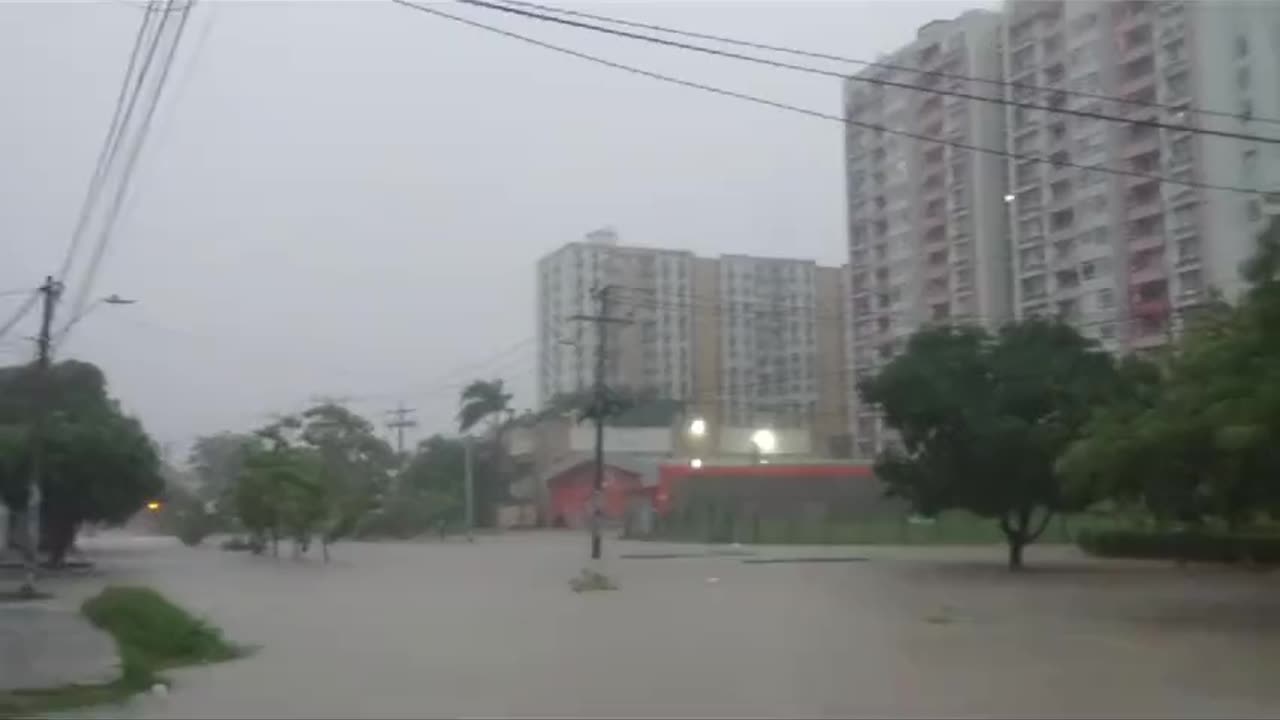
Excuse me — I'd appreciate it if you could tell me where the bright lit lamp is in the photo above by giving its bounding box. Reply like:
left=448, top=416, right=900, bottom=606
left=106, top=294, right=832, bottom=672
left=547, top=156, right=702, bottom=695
left=690, top=458, right=703, bottom=469
left=1003, top=193, right=1016, bottom=203
left=687, top=417, right=707, bottom=437
left=750, top=428, right=777, bottom=454
left=146, top=501, right=162, bottom=512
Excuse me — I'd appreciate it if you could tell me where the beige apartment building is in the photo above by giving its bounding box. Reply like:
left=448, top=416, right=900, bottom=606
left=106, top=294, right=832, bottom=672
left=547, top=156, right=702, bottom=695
left=536, top=230, right=851, bottom=456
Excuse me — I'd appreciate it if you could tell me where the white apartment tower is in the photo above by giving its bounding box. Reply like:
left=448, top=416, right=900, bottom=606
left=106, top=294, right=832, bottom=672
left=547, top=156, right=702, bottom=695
left=843, top=10, right=1010, bottom=458
left=537, top=228, right=694, bottom=406
left=1004, top=0, right=1280, bottom=351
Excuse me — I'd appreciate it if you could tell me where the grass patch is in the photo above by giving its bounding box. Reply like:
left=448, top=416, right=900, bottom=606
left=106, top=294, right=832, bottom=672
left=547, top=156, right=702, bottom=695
left=569, top=568, right=618, bottom=593
left=651, top=510, right=1126, bottom=547
left=0, top=585, right=243, bottom=718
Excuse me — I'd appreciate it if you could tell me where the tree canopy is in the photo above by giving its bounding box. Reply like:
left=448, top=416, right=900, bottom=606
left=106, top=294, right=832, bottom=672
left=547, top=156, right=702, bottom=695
left=860, top=319, right=1129, bottom=568
left=1060, top=218, right=1280, bottom=531
left=0, top=359, right=162, bottom=564
left=457, top=379, right=512, bottom=433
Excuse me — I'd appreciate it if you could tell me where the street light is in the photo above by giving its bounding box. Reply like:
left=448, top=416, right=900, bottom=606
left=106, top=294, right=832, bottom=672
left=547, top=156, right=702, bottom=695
left=1003, top=193, right=1016, bottom=203
left=687, top=417, right=707, bottom=437
left=690, top=457, right=703, bottom=469
left=56, top=294, right=137, bottom=343
left=750, top=428, right=777, bottom=455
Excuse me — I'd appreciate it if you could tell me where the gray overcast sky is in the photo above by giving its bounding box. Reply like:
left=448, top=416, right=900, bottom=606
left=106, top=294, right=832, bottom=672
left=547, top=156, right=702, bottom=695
left=0, top=0, right=986, bottom=455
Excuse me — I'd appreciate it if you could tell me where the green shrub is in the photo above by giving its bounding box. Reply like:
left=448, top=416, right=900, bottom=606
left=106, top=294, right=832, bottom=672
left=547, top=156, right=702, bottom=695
left=1078, top=529, right=1280, bottom=565
left=81, top=586, right=238, bottom=671
left=176, top=510, right=212, bottom=547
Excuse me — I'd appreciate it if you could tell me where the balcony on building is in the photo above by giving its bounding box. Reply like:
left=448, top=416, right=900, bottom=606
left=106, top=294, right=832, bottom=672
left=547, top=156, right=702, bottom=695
left=1129, top=149, right=1161, bottom=176
left=1048, top=179, right=1073, bottom=210
left=924, top=277, right=950, bottom=301
left=1117, top=23, right=1154, bottom=65
left=1128, top=248, right=1166, bottom=285
left=1128, top=218, right=1165, bottom=253
left=1125, top=182, right=1163, bottom=220
left=1118, top=74, right=1156, bottom=104
left=1114, top=0, right=1152, bottom=32
left=1050, top=237, right=1076, bottom=268
left=1130, top=280, right=1169, bottom=317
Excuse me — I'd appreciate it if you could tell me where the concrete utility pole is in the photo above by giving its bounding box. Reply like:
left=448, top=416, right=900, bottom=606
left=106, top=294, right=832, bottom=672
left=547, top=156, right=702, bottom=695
left=19, top=276, right=62, bottom=598
left=463, top=435, right=474, bottom=542
left=569, top=285, right=631, bottom=561
left=385, top=403, right=417, bottom=457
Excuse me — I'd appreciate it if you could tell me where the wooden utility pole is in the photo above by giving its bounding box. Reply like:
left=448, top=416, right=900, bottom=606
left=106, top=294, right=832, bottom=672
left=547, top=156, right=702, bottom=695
left=19, top=276, right=62, bottom=598
left=569, top=285, right=630, bottom=560
left=385, top=403, right=417, bottom=457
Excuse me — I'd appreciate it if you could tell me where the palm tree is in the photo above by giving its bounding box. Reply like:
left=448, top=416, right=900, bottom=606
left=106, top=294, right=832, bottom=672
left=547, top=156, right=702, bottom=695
left=457, top=380, right=514, bottom=527
left=457, top=380, right=513, bottom=433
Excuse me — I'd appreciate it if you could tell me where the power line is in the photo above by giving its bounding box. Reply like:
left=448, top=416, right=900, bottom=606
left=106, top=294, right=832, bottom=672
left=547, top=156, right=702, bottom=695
left=0, top=291, right=41, bottom=343
left=63, top=0, right=194, bottom=335
left=457, top=0, right=1280, bottom=146
left=110, top=1, right=219, bottom=257
left=341, top=336, right=539, bottom=405
left=613, top=285, right=1201, bottom=336
left=494, top=0, right=1280, bottom=129
left=391, top=1, right=1265, bottom=196
left=56, top=2, right=161, bottom=285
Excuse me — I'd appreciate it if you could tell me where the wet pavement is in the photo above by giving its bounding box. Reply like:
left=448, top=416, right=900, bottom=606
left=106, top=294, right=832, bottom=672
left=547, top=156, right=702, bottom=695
left=16, top=532, right=1280, bottom=718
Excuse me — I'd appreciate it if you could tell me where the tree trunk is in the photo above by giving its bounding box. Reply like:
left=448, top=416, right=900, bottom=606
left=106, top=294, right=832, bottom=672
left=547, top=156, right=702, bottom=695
left=38, top=506, right=79, bottom=568
left=1007, top=539, right=1025, bottom=570
left=44, top=518, right=77, bottom=568
left=998, top=504, right=1054, bottom=571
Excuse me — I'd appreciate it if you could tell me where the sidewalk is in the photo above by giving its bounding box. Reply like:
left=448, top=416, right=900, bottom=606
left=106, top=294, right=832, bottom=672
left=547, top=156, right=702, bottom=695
left=0, top=539, right=139, bottom=693
left=0, top=603, right=118, bottom=692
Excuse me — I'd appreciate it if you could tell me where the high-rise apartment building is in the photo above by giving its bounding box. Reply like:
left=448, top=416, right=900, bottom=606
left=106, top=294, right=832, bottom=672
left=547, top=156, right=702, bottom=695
left=1004, top=0, right=1280, bottom=351
left=536, top=231, right=850, bottom=454
left=842, top=10, right=1009, bottom=457
left=537, top=228, right=694, bottom=404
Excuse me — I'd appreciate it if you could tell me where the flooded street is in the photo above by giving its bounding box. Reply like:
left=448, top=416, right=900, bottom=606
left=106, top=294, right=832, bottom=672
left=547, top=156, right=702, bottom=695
left=41, top=532, right=1280, bottom=718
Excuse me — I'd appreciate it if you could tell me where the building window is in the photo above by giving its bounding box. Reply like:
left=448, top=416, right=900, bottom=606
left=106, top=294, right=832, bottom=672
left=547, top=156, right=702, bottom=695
left=1098, top=288, right=1114, bottom=309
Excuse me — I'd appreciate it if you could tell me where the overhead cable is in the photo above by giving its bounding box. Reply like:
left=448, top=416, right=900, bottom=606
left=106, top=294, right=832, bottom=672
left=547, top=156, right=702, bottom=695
left=391, top=0, right=1266, bottom=195
left=457, top=0, right=1280, bottom=145
left=493, top=0, right=1280, bottom=128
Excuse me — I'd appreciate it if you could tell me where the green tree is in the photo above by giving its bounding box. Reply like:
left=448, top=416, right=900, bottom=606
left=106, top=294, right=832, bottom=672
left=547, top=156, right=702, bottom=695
left=0, top=360, right=162, bottom=565
left=229, top=404, right=393, bottom=559
left=188, top=432, right=254, bottom=504
left=1061, top=219, right=1280, bottom=529
left=458, top=379, right=513, bottom=433
left=860, top=319, right=1123, bottom=569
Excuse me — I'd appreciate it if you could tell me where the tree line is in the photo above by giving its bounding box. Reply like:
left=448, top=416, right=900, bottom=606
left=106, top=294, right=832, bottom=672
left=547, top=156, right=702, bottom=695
left=185, top=378, right=525, bottom=555
left=863, top=219, right=1280, bottom=568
